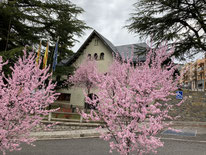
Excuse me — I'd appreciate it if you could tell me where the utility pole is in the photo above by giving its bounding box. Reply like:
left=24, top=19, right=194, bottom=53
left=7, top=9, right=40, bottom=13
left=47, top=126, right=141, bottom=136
left=204, top=53, right=206, bottom=91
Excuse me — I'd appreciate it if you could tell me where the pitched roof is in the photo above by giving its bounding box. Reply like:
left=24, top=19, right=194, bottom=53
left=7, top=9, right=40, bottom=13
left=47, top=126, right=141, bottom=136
left=116, top=43, right=148, bottom=62
left=60, top=30, right=148, bottom=66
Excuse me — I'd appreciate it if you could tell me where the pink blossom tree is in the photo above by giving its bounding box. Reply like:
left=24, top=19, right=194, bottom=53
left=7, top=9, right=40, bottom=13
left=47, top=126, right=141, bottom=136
left=69, top=58, right=99, bottom=94
left=76, top=45, right=182, bottom=155
left=0, top=48, right=58, bottom=154
left=68, top=58, right=100, bottom=109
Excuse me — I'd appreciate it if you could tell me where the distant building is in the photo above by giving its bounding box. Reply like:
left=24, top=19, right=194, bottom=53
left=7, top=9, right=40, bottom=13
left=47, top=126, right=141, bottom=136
left=180, top=57, right=206, bottom=91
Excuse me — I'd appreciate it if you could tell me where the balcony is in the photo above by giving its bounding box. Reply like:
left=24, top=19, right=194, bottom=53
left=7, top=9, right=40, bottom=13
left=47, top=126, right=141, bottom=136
left=197, top=67, right=204, bottom=72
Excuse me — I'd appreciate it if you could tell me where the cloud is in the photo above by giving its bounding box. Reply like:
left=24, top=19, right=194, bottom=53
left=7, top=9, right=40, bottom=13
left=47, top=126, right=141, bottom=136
left=68, top=1, right=202, bottom=64
left=70, top=0, right=141, bottom=52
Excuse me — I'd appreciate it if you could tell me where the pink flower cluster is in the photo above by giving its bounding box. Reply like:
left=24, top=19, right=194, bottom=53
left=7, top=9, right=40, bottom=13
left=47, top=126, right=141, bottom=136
left=68, top=58, right=99, bottom=94
left=70, top=44, right=182, bottom=155
left=0, top=49, right=58, bottom=154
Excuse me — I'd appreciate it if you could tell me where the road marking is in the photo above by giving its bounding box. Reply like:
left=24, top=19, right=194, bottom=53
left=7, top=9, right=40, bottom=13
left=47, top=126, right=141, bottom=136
left=158, top=137, right=206, bottom=143
left=162, top=129, right=196, bottom=137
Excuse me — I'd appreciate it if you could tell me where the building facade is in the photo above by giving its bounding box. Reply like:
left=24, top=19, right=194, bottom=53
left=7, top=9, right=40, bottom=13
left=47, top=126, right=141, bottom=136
left=180, top=57, right=206, bottom=91
left=55, top=30, right=148, bottom=108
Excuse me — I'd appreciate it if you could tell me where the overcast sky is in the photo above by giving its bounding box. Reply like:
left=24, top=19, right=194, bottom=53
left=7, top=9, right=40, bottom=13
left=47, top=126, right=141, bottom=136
left=69, top=0, right=141, bottom=52
left=69, top=0, right=204, bottom=63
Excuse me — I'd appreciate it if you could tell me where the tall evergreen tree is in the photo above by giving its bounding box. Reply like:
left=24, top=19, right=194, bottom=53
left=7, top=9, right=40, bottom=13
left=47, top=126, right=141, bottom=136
left=126, top=0, right=206, bottom=59
left=0, top=0, right=89, bottom=62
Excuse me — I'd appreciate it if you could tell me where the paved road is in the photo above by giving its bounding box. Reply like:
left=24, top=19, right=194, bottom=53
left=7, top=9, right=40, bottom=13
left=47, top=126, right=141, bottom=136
left=6, top=138, right=206, bottom=155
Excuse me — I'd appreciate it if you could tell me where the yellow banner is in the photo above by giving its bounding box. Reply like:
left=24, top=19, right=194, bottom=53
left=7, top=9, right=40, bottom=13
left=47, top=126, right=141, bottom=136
left=36, top=40, right=41, bottom=65
left=43, top=41, right=49, bottom=69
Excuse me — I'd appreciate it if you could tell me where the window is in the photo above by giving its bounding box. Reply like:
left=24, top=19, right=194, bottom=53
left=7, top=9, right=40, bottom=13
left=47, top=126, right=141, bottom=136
left=94, top=53, right=98, bottom=60
left=85, top=93, right=99, bottom=110
left=94, top=39, right=98, bottom=46
left=88, top=54, right=91, bottom=60
left=57, top=93, right=71, bottom=102
left=100, top=52, right=104, bottom=60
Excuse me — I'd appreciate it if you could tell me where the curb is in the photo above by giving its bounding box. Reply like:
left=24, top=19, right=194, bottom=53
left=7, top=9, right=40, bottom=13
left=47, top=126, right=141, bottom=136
left=41, top=120, right=206, bottom=127
left=31, top=132, right=101, bottom=140
left=170, top=121, right=206, bottom=127
left=30, top=121, right=206, bottom=140
left=41, top=120, right=103, bottom=127
left=30, top=128, right=107, bottom=140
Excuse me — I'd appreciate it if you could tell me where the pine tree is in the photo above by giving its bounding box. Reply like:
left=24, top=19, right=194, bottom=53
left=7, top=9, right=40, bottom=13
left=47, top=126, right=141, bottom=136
left=0, top=0, right=89, bottom=61
left=126, top=0, right=206, bottom=59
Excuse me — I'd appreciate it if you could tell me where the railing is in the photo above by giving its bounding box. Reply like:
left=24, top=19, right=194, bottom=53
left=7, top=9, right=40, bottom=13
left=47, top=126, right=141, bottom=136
left=48, top=102, right=82, bottom=122
left=47, top=108, right=102, bottom=123
left=48, top=111, right=84, bottom=122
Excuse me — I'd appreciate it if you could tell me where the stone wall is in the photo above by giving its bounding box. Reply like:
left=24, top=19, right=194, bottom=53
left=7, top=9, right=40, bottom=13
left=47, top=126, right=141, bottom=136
left=168, top=90, right=206, bottom=122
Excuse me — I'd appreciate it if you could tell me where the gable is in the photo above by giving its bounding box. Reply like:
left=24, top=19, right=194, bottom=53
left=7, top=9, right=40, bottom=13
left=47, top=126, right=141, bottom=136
left=63, top=30, right=148, bottom=69
left=65, top=30, right=116, bottom=66
left=73, top=36, right=113, bottom=73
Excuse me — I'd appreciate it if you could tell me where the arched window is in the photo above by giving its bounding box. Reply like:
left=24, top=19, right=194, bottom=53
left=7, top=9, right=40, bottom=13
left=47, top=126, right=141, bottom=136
left=100, top=52, right=104, bottom=60
left=94, top=53, right=98, bottom=60
left=88, top=54, right=91, bottom=60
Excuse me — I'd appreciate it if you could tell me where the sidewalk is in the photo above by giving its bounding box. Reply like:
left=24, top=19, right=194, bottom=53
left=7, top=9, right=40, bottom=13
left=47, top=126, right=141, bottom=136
left=30, top=121, right=206, bottom=140
left=30, top=128, right=107, bottom=140
left=165, top=121, right=206, bottom=138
